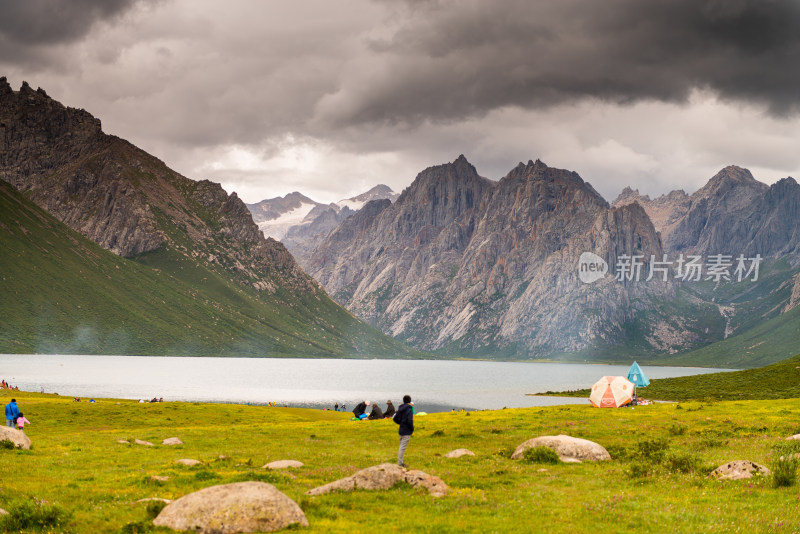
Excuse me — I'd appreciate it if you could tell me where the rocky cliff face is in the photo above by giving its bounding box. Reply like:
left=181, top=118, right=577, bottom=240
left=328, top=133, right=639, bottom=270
left=0, top=77, right=325, bottom=299
left=617, top=166, right=800, bottom=259
left=306, top=156, right=674, bottom=356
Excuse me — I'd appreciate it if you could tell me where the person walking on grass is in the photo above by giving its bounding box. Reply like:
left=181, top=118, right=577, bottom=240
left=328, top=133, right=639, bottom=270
left=5, top=398, right=19, bottom=428
left=393, top=394, right=414, bottom=467
left=16, top=412, right=30, bottom=432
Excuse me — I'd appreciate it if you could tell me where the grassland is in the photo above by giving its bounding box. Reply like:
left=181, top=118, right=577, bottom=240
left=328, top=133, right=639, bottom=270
left=3, top=385, right=800, bottom=533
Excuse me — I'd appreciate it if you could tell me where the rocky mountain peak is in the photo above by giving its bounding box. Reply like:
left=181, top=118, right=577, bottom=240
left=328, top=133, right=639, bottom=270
left=697, top=165, right=767, bottom=198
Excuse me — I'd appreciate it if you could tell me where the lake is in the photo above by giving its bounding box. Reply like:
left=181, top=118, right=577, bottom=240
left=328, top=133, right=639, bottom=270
left=0, top=354, right=732, bottom=413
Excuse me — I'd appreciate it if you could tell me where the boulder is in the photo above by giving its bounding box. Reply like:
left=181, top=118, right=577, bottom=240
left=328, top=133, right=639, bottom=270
left=511, top=435, right=610, bottom=463
left=307, top=464, right=448, bottom=497
left=710, top=460, right=770, bottom=480
left=444, top=449, right=475, bottom=458
left=162, top=437, right=183, bottom=446
left=153, top=481, right=308, bottom=533
left=175, top=459, right=202, bottom=467
left=263, top=460, right=304, bottom=470
left=0, top=426, right=31, bottom=449
left=786, top=434, right=800, bottom=441
left=134, top=439, right=154, bottom=447
left=405, top=470, right=449, bottom=497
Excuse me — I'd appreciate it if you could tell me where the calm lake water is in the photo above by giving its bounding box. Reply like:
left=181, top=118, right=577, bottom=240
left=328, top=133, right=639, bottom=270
left=0, top=354, right=732, bottom=413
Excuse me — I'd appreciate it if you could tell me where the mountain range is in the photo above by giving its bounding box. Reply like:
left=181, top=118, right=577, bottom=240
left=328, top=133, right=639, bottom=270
left=300, top=157, right=800, bottom=365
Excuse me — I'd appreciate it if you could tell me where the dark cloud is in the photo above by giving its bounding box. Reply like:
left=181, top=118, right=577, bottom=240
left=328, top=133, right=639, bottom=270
left=317, top=0, right=800, bottom=128
left=0, top=0, right=144, bottom=46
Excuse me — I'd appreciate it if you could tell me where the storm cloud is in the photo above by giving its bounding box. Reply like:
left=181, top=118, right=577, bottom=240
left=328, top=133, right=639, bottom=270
left=1, top=0, right=800, bottom=203
left=317, top=0, right=800, bottom=128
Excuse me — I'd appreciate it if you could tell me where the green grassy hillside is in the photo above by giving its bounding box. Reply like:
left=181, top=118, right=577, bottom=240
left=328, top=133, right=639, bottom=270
left=0, top=180, right=419, bottom=357
left=3, top=388, right=800, bottom=532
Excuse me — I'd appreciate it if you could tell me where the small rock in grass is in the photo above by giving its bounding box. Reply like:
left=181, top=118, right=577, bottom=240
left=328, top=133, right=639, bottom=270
left=263, top=460, right=304, bottom=470
left=0, top=508, right=8, bottom=516
left=153, top=481, right=308, bottom=533
left=710, top=460, right=770, bottom=480
left=134, top=439, right=154, bottom=447
left=786, top=434, right=800, bottom=441
left=444, top=449, right=475, bottom=459
left=137, top=497, right=172, bottom=504
left=175, top=458, right=202, bottom=467
left=405, top=470, right=449, bottom=497
left=117, top=439, right=130, bottom=445
left=162, top=437, right=183, bottom=446
left=149, top=476, right=170, bottom=483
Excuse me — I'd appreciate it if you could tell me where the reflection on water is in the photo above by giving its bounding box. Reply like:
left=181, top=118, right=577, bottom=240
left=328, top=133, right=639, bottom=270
left=0, top=354, right=731, bottom=413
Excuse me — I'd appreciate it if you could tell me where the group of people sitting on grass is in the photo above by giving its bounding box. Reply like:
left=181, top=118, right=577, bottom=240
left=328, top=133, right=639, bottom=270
left=1, top=379, right=20, bottom=391
left=350, top=399, right=397, bottom=420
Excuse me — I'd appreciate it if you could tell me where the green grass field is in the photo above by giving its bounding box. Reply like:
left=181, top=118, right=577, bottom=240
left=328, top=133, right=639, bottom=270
left=3, top=384, right=800, bottom=533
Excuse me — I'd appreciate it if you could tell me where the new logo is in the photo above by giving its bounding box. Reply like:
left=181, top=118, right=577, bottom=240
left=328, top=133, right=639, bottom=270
left=578, top=252, right=608, bottom=284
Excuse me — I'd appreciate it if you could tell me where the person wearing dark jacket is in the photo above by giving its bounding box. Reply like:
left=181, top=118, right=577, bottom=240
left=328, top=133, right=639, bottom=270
left=352, top=400, right=370, bottom=419
left=383, top=400, right=396, bottom=419
left=368, top=403, right=384, bottom=420
left=393, top=394, right=414, bottom=467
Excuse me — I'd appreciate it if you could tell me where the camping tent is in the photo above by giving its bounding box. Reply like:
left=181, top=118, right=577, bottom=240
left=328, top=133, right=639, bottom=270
left=589, top=376, right=634, bottom=408
left=627, top=361, right=650, bottom=387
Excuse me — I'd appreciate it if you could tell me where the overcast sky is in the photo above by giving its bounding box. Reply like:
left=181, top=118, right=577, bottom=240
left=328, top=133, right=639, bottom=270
left=2, top=0, right=800, bottom=204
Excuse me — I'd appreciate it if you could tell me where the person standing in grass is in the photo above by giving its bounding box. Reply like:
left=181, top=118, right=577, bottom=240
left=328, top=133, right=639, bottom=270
left=393, top=395, right=414, bottom=467
left=5, top=398, right=19, bottom=428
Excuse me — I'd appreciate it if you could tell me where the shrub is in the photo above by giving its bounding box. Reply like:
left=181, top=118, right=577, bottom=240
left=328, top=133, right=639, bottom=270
left=145, top=500, right=167, bottom=519
left=0, top=498, right=71, bottom=532
left=668, top=423, right=689, bottom=436
left=430, top=429, right=445, bottom=437
left=665, top=452, right=700, bottom=473
left=627, top=461, right=650, bottom=478
left=633, top=438, right=669, bottom=463
left=0, top=439, right=15, bottom=450
left=119, top=520, right=153, bottom=533
left=521, top=446, right=560, bottom=465
left=193, top=470, right=220, bottom=481
left=605, top=445, right=628, bottom=461
left=494, top=446, right=514, bottom=459
left=770, top=442, right=800, bottom=488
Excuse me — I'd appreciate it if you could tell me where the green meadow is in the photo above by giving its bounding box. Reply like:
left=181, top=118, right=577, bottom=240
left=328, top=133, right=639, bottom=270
left=3, top=380, right=800, bottom=533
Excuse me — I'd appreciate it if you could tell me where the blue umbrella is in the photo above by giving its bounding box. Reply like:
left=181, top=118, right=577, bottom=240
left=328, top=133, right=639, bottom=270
left=627, top=361, right=650, bottom=387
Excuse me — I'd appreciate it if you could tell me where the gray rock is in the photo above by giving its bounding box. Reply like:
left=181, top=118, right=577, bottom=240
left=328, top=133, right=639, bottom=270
left=175, top=459, right=202, bottom=467
left=444, top=448, right=475, bottom=458
left=263, top=460, right=304, bottom=470
left=117, top=439, right=130, bottom=444
left=134, top=439, right=154, bottom=447
left=162, top=437, right=183, bottom=446
left=0, top=426, right=31, bottom=449
left=786, top=433, right=800, bottom=441
left=307, top=463, right=406, bottom=495
left=306, top=464, right=448, bottom=497
left=710, top=460, right=770, bottom=480
left=404, top=469, right=449, bottom=497
left=511, top=435, right=611, bottom=463
left=153, top=481, right=308, bottom=533
left=149, top=476, right=170, bottom=482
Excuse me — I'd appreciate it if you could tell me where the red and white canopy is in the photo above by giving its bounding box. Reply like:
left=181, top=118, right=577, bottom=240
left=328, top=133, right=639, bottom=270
left=589, top=376, right=634, bottom=408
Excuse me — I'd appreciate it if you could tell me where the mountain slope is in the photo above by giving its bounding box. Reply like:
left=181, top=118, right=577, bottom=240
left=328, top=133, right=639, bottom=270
left=0, top=78, right=416, bottom=357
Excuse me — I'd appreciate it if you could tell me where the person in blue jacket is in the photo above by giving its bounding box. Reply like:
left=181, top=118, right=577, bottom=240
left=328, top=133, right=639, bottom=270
left=5, top=398, right=20, bottom=428
left=393, top=394, right=414, bottom=467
